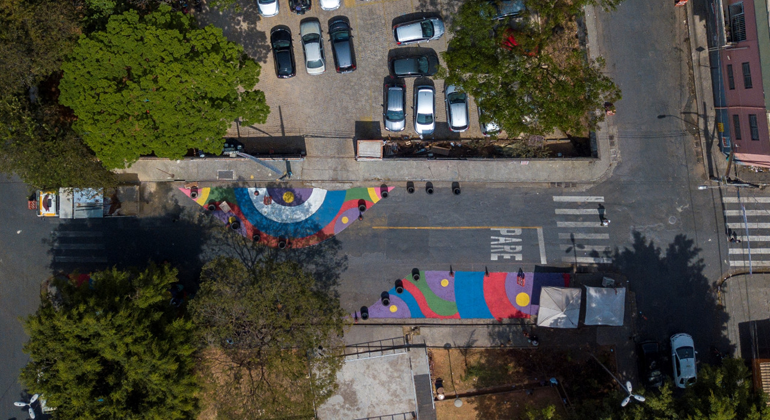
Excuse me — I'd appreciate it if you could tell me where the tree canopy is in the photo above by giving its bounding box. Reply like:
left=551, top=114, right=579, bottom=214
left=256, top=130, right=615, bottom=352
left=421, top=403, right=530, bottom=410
left=20, top=265, right=199, bottom=420
left=441, top=0, right=621, bottom=137
left=189, top=256, right=346, bottom=419
left=59, top=5, right=270, bottom=169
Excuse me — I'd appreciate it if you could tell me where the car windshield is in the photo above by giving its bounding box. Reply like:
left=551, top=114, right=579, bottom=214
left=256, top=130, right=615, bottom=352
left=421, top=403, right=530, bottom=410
left=386, top=109, right=404, bottom=121
left=421, top=21, right=434, bottom=37
left=304, top=34, right=320, bottom=44
left=677, top=346, right=695, bottom=359
left=417, top=57, right=428, bottom=73
left=259, top=0, right=274, bottom=4
left=448, top=92, right=466, bottom=104
left=307, top=59, right=324, bottom=69
left=417, top=113, right=433, bottom=124
left=332, top=30, right=350, bottom=42
left=273, top=40, right=290, bottom=49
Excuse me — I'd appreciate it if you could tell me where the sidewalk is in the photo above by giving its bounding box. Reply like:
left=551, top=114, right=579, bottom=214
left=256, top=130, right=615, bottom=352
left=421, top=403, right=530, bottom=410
left=722, top=272, right=770, bottom=359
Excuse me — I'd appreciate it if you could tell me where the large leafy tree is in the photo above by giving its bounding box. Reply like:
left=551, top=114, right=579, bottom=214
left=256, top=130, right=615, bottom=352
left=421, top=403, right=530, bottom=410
left=442, top=0, right=621, bottom=137
left=59, top=5, right=270, bottom=169
left=189, top=257, right=346, bottom=419
left=0, top=96, right=117, bottom=190
left=20, top=265, right=199, bottom=420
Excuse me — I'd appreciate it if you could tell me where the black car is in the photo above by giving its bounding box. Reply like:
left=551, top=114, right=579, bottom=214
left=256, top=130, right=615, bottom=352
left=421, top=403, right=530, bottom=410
left=388, top=53, right=438, bottom=77
left=290, top=0, right=311, bottom=14
left=271, top=28, right=296, bottom=78
left=639, top=341, right=664, bottom=389
left=329, top=18, right=356, bottom=73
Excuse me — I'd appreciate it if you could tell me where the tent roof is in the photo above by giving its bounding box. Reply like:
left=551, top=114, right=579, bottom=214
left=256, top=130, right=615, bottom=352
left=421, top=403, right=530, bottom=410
left=536, top=287, right=582, bottom=328
left=584, top=286, right=626, bottom=326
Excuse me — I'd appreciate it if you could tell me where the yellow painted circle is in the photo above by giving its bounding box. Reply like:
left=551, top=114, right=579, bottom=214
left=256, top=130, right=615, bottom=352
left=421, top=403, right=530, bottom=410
left=441, top=279, right=449, bottom=287
left=516, top=292, right=530, bottom=307
left=342, top=216, right=349, bottom=224
left=389, top=305, right=398, bottom=313
left=283, top=191, right=295, bottom=203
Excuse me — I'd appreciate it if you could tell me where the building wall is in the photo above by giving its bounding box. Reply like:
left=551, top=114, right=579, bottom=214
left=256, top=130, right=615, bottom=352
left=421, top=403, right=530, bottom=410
left=721, top=0, right=770, bottom=157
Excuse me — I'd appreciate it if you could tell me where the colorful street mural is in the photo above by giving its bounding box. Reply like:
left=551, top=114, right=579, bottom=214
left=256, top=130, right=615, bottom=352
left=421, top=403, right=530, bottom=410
left=355, top=270, right=571, bottom=320
left=180, top=186, right=393, bottom=248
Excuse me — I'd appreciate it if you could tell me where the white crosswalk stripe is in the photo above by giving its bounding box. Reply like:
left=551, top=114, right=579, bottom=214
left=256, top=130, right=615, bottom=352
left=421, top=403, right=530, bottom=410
left=52, top=228, right=107, bottom=266
left=722, top=194, right=770, bottom=269
left=554, top=195, right=612, bottom=265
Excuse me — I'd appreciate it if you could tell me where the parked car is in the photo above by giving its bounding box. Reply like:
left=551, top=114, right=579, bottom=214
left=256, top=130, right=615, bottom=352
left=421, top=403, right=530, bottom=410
left=329, top=18, right=356, bottom=73
left=444, top=85, right=469, bottom=132
left=389, top=53, right=438, bottom=77
left=300, top=20, right=326, bottom=75
left=258, top=0, right=280, bottom=17
left=383, top=79, right=406, bottom=132
left=393, top=17, right=445, bottom=45
left=671, top=333, right=697, bottom=388
left=638, top=341, right=664, bottom=389
left=413, top=85, right=435, bottom=136
left=483, top=0, right=525, bottom=20
left=478, top=107, right=500, bottom=136
left=290, top=0, right=311, bottom=14
left=271, top=28, right=296, bottom=78
left=320, top=0, right=340, bottom=10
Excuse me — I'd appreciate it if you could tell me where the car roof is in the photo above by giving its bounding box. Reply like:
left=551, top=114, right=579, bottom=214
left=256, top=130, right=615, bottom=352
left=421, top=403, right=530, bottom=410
left=416, top=87, right=434, bottom=113
left=396, top=21, right=426, bottom=42
left=333, top=38, right=353, bottom=67
left=305, top=42, right=322, bottom=61
left=387, top=86, right=404, bottom=111
left=449, top=102, right=468, bottom=127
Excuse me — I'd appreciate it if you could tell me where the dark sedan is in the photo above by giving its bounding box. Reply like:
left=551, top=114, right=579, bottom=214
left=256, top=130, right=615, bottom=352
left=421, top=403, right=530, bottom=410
left=329, top=18, right=356, bottom=73
left=271, top=27, right=296, bottom=78
left=639, top=341, right=664, bottom=389
left=388, top=53, right=438, bottom=77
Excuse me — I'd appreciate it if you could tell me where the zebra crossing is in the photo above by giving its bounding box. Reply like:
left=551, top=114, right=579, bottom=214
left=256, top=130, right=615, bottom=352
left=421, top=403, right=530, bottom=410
left=553, top=195, right=613, bottom=265
left=51, top=225, right=107, bottom=266
left=723, top=195, right=770, bottom=268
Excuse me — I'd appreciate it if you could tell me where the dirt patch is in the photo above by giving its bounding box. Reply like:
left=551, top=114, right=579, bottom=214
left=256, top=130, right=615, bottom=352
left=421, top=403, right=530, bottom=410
left=435, top=387, right=567, bottom=420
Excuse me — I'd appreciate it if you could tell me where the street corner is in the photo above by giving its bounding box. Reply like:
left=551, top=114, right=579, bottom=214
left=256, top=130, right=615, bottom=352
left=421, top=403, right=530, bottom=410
left=351, top=269, right=571, bottom=321
left=178, top=184, right=394, bottom=247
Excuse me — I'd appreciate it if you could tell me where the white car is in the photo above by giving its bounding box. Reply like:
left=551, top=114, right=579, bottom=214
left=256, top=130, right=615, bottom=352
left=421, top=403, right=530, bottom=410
left=320, top=0, right=341, bottom=11
left=257, top=0, right=279, bottom=17
left=671, top=333, right=697, bottom=388
left=413, top=85, right=435, bottom=137
left=300, top=20, right=326, bottom=75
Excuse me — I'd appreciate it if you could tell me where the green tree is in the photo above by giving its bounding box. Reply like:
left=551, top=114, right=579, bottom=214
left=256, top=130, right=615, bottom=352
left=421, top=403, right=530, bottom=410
left=0, top=0, right=81, bottom=97
left=441, top=0, right=621, bottom=138
left=189, top=257, right=346, bottom=419
left=20, top=264, right=199, bottom=420
left=59, top=5, right=270, bottom=169
left=0, top=96, right=117, bottom=190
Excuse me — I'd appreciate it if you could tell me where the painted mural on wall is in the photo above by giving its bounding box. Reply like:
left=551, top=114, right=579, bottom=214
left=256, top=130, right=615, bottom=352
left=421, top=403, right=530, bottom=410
left=355, top=270, right=571, bottom=320
left=180, top=186, right=393, bottom=248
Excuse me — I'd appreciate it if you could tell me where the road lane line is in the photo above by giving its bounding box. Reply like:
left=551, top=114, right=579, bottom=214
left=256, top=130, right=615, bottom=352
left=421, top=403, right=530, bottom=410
left=722, top=197, right=770, bottom=203
left=724, top=210, right=770, bottom=216
left=559, top=244, right=612, bottom=252
left=729, top=248, right=770, bottom=254
left=555, top=209, right=602, bottom=215
left=553, top=196, right=604, bottom=202
left=730, top=260, right=770, bottom=266
left=736, top=236, right=770, bottom=241
left=558, top=233, right=610, bottom=239
left=726, top=223, right=770, bottom=229
left=372, top=226, right=541, bottom=230
left=537, top=227, right=547, bottom=264
left=561, top=257, right=613, bottom=264
left=557, top=222, right=605, bottom=228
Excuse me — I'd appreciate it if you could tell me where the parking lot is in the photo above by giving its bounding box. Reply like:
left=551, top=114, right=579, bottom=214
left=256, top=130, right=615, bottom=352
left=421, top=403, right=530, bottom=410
left=198, top=0, right=493, bottom=141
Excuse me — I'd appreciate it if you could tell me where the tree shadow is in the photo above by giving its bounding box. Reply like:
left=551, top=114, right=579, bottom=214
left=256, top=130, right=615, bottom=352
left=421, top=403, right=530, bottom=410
left=195, top=0, right=270, bottom=64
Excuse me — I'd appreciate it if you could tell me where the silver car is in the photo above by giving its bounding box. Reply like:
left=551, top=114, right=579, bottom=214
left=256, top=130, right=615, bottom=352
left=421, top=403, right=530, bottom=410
left=478, top=107, right=500, bottom=136
left=445, top=85, right=469, bottom=132
left=384, top=80, right=406, bottom=132
left=413, top=85, right=435, bottom=136
left=393, top=17, right=445, bottom=45
left=300, top=20, right=325, bottom=75
left=258, top=0, right=279, bottom=17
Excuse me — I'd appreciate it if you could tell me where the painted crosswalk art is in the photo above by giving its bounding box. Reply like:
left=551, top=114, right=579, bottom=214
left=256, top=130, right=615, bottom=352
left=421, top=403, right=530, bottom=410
left=723, top=194, right=770, bottom=268
left=553, top=195, right=613, bottom=265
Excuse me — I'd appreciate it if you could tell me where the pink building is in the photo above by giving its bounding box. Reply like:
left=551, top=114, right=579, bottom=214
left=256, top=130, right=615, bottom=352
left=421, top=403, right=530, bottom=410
left=720, top=0, right=770, bottom=166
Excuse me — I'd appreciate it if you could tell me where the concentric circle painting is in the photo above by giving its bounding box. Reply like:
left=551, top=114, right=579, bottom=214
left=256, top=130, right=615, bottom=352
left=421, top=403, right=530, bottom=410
left=180, top=186, right=393, bottom=248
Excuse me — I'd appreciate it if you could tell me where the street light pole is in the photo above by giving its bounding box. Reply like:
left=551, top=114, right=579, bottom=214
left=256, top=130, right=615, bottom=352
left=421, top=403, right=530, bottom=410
left=588, top=353, right=645, bottom=407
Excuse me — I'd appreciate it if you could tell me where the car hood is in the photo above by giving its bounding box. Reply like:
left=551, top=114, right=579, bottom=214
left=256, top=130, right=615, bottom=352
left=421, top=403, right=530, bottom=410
left=320, top=0, right=340, bottom=10
left=385, top=118, right=405, bottom=131
left=430, top=18, right=445, bottom=38
left=259, top=1, right=279, bottom=16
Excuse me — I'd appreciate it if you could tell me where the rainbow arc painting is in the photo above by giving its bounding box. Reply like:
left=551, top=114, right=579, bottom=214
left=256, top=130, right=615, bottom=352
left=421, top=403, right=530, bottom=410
left=180, top=186, right=392, bottom=248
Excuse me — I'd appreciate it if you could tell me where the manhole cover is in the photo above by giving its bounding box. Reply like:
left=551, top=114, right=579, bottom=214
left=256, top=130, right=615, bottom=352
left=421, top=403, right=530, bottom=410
left=669, top=216, right=677, bottom=225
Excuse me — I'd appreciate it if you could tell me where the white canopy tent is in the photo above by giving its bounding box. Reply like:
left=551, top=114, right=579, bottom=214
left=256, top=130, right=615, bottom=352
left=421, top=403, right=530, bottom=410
left=536, top=287, right=582, bottom=328
left=584, top=286, right=626, bottom=326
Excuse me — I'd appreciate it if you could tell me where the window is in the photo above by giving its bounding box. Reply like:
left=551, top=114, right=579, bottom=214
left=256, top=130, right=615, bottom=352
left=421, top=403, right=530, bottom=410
left=727, top=64, right=735, bottom=90
left=743, top=62, right=753, bottom=89
left=750, top=114, right=759, bottom=140
left=729, top=3, right=747, bottom=42
left=733, top=114, right=742, bottom=140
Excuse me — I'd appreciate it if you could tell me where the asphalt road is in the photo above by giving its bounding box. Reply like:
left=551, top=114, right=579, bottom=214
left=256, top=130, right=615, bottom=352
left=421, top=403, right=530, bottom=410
left=0, top=0, right=744, bottom=419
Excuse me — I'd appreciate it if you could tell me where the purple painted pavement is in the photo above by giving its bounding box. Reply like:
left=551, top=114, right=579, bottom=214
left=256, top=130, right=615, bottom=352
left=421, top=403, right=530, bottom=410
left=361, top=294, right=411, bottom=319
left=268, top=188, right=314, bottom=206
left=424, top=271, right=456, bottom=302
left=505, top=272, right=537, bottom=316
